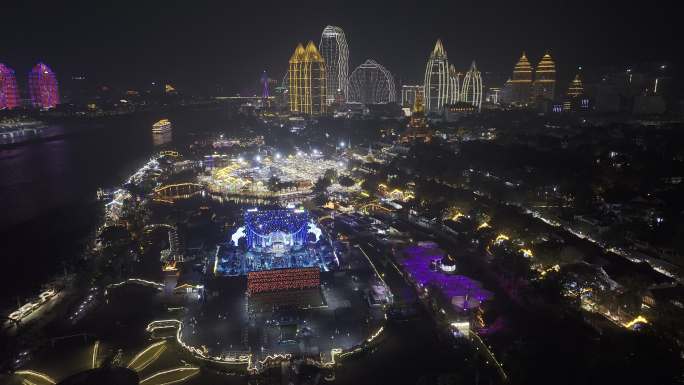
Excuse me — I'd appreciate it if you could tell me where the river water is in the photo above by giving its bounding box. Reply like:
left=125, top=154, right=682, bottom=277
left=0, top=107, right=234, bottom=305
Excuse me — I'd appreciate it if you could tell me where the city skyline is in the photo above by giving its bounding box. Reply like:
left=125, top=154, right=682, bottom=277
left=0, top=1, right=679, bottom=95
left=2, top=3, right=684, bottom=384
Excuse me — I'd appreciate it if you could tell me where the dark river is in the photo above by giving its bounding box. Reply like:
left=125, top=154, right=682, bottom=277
left=0, top=107, right=234, bottom=305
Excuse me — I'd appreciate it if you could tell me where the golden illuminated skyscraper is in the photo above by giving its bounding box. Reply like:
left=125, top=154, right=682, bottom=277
left=532, top=53, right=556, bottom=101
left=511, top=52, right=533, bottom=105
left=288, top=41, right=327, bottom=115
left=567, top=73, right=584, bottom=98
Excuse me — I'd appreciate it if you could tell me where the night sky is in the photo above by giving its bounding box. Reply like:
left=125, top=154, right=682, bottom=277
left=2, top=0, right=679, bottom=95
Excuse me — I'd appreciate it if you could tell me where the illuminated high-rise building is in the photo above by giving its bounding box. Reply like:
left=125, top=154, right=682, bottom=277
left=501, top=78, right=513, bottom=104
left=532, top=53, right=556, bottom=100
left=510, top=52, right=533, bottom=105
left=448, top=64, right=461, bottom=104
left=319, top=26, right=349, bottom=105
left=567, top=73, right=584, bottom=98
left=0, top=63, right=20, bottom=110
left=423, top=39, right=451, bottom=113
left=401, top=85, right=422, bottom=108
left=461, top=61, right=483, bottom=111
left=486, top=87, right=502, bottom=105
left=260, top=70, right=270, bottom=98
left=288, top=42, right=327, bottom=115
left=348, top=59, right=396, bottom=105
left=28, top=62, right=59, bottom=109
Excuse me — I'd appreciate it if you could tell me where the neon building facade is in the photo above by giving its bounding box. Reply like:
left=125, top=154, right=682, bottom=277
left=319, top=25, right=349, bottom=105
left=461, top=61, right=483, bottom=111
left=347, top=59, right=396, bottom=104
left=0, top=63, right=20, bottom=110
left=288, top=42, right=327, bottom=115
left=28, top=62, right=59, bottom=109
left=247, top=267, right=320, bottom=295
left=423, top=39, right=451, bottom=113
left=510, top=52, right=533, bottom=105
left=532, top=53, right=556, bottom=101
left=448, top=64, right=461, bottom=104
left=401, top=245, right=493, bottom=312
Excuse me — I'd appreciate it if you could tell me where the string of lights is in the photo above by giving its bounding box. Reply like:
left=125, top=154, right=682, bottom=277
left=247, top=267, right=320, bottom=294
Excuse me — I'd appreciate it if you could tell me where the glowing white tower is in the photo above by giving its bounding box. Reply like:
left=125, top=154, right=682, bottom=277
left=461, top=61, right=483, bottom=111
left=319, top=25, right=349, bottom=105
left=448, top=64, right=461, bottom=104
left=423, top=39, right=450, bottom=113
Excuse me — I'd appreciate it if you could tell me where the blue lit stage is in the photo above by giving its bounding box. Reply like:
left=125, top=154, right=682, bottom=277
left=215, top=208, right=336, bottom=276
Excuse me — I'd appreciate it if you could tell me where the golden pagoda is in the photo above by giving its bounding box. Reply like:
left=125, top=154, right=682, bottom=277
left=401, top=89, right=432, bottom=143
left=567, top=73, right=584, bottom=98
left=532, top=53, right=556, bottom=100
left=511, top=52, right=533, bottom=104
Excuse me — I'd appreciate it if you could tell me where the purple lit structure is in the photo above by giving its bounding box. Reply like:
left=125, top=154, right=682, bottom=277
left=401, top=244, right=492, bottom=312
left=260, top=70, right=270, bottom=99
left=0, top=63, right=20, bottom=110
left=28, top=62, right=59, bottom=109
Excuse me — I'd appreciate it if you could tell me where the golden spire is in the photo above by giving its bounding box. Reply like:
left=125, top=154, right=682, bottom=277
left=413, top=89, right=425, bottom=114
left=305, top=41, right=323, bottom=62
left=431, top=39, right=446, bottom=58
left=290, top=43, right=305, bottom=63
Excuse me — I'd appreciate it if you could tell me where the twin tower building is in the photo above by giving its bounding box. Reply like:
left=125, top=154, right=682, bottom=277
left=504, top=52, right=557, bottom=106
left=287, top=27, right=482, bottom=116
left=0, top=62, right=60, bottom=110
